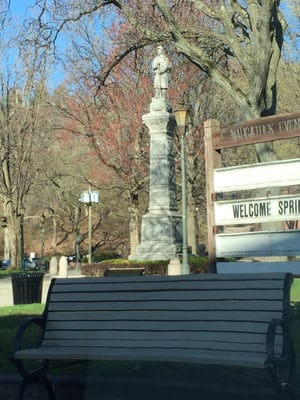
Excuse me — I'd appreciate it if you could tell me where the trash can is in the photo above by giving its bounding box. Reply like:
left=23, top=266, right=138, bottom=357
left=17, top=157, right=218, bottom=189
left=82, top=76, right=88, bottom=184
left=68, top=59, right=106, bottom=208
left=11, top=272, right=44, bottom=305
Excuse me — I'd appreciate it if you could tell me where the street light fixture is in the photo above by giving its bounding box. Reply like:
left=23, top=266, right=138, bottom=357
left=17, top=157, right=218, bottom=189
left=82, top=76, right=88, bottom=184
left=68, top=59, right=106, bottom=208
left=174, top=107, right=190, bottom=275
left=80, top=189, right=100, bottom=264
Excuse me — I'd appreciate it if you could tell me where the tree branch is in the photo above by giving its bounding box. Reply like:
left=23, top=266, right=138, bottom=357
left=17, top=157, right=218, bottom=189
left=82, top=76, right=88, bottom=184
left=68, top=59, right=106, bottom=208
left=154, top=0, right=252, bottom=115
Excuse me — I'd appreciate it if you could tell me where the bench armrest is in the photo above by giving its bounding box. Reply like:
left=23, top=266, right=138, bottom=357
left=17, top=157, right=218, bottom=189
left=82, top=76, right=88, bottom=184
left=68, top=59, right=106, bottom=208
left=14, top=316, right=46, bottom=352
left=265, top=318, right=295, bottom=369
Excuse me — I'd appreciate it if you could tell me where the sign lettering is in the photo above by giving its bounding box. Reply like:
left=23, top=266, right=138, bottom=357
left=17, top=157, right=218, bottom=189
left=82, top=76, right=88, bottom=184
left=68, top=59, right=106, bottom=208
left=214, top=195, right=300, bottom=225
left=278, top=198, right=300, bottom=215
left=232, top=201, right=271, bottom=218
left=231, top=123, right=275, bottom=140
left=279, top=118, right=300, bottom=133
left=214, top=113, right=300, bottom=150
left=230, top=118, right=300, bottom=141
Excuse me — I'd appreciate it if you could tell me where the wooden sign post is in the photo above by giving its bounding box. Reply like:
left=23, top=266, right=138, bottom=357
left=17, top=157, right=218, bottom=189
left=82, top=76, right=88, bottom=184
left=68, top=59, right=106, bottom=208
left=204, top=119, right=221, bottom=273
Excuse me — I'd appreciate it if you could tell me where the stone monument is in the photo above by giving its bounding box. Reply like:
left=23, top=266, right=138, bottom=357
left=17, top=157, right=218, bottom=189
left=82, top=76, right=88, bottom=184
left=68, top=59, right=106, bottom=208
left=129, top=46, right=183, bottom=260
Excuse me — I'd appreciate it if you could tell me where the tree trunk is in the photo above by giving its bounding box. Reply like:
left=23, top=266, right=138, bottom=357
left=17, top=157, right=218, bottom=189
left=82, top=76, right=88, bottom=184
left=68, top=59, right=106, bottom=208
left=5, top=201, right=22, bottom=269
left=4, top=228, right=10, bottom=259
left=51, top=217, right=58, bottom=254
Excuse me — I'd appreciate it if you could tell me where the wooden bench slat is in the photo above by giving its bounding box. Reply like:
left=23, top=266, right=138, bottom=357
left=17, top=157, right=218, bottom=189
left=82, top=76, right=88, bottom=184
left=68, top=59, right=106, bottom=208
left=42, top=337, right=271, bottom=351
left=45, top=317, right=272, bottom=328
left=50, top=277, right=287, bottom=292
left=49, top=289, right=284, bottom=303
left=40, top=339, right=270, bottom=353
left=53, top=277, right=288, bottom=293
left=43, top=322, right=275, bottom=338
left=48, top=299, right=283, bottom=312
left=14, top=346, right=267, bottom=369
left=42, top=331, right=280, bottom=351
left=52, top=272, right=289, bottom=286
left=46, top=309, right=281, bottom=322
left=42, top=337, right=284, bottom=354
left=41, top=331, right=272, bottom=344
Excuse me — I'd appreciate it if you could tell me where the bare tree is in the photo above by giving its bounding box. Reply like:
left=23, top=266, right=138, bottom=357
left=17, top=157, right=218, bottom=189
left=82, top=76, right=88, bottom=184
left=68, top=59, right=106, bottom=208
left=0, top=41, right=54, bottom=268
left=15, top=1, right=298, bottom=257
left=21, top=1, right=296, bottom=163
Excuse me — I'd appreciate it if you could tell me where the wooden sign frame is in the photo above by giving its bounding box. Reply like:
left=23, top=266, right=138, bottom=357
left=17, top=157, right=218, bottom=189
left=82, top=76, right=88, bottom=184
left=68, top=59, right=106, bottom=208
left=204, top=113, right=300, bottom=273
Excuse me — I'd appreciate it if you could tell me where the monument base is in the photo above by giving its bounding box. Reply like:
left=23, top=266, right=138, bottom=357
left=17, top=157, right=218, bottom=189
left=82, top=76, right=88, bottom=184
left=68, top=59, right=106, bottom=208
left=129, top=212, right=182, bottom=261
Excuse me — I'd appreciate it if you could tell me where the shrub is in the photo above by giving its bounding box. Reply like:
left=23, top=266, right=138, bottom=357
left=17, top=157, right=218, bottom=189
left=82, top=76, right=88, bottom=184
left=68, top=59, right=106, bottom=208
left=92, top=250, right=122, bottom=263
left=81, top=259, right=169, bottom=277
left=81, top=257, right=209, bottom=277
left=189, top=256, right=209, bottom=274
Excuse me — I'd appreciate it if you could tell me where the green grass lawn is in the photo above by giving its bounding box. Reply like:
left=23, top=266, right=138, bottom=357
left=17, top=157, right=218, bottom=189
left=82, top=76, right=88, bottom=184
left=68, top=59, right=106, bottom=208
left=291, top=278, right=300, bottom=302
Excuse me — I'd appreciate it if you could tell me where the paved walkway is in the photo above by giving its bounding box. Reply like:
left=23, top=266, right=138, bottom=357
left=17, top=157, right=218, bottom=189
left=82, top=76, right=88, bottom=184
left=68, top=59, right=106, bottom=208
left=0, top=372, right=288, bottom=400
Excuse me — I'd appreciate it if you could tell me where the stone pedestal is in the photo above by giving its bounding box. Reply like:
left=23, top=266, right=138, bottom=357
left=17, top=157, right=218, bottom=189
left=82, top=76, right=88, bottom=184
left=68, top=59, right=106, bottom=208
left=59, top=256, right=68, bottom=277
left=49, top=256, right=58, bottom=276
left=130, top=99, right=182, bottom=261
left=168, top=257, right=182, bottom=275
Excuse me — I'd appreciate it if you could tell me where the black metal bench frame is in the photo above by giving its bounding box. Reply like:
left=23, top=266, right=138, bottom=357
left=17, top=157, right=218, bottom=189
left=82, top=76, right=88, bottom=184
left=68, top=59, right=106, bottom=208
left=12, top=273, right=296, bottom=400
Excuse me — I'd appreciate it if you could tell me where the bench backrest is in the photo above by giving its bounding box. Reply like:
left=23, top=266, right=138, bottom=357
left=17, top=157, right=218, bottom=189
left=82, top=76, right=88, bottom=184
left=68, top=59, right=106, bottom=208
left=42, top=273, right=293, bottom=363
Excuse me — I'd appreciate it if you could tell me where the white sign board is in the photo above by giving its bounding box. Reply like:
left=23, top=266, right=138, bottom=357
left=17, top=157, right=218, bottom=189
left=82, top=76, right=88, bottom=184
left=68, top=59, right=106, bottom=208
left=216, top=230, right=300, bottom=258
left=214, top=194, right=300, bottom=225
left=80, top=191, right=99, bottom=203
left=214, top=158, right=300, bottom=192
left=217, top=261, right=300, bottom=274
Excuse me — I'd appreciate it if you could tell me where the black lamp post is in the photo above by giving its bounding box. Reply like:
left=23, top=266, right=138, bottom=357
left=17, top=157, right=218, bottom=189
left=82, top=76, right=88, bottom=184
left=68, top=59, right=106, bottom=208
left=19, top=206, right=25, bottom=272
left=174, top=107, right=190, bottom=275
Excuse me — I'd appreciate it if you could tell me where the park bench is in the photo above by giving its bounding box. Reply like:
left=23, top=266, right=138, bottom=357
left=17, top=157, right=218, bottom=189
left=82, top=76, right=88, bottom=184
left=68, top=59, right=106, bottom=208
left=103, top=267, right=145, bottom=276
left=12, top=272, right=296, bottom=400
